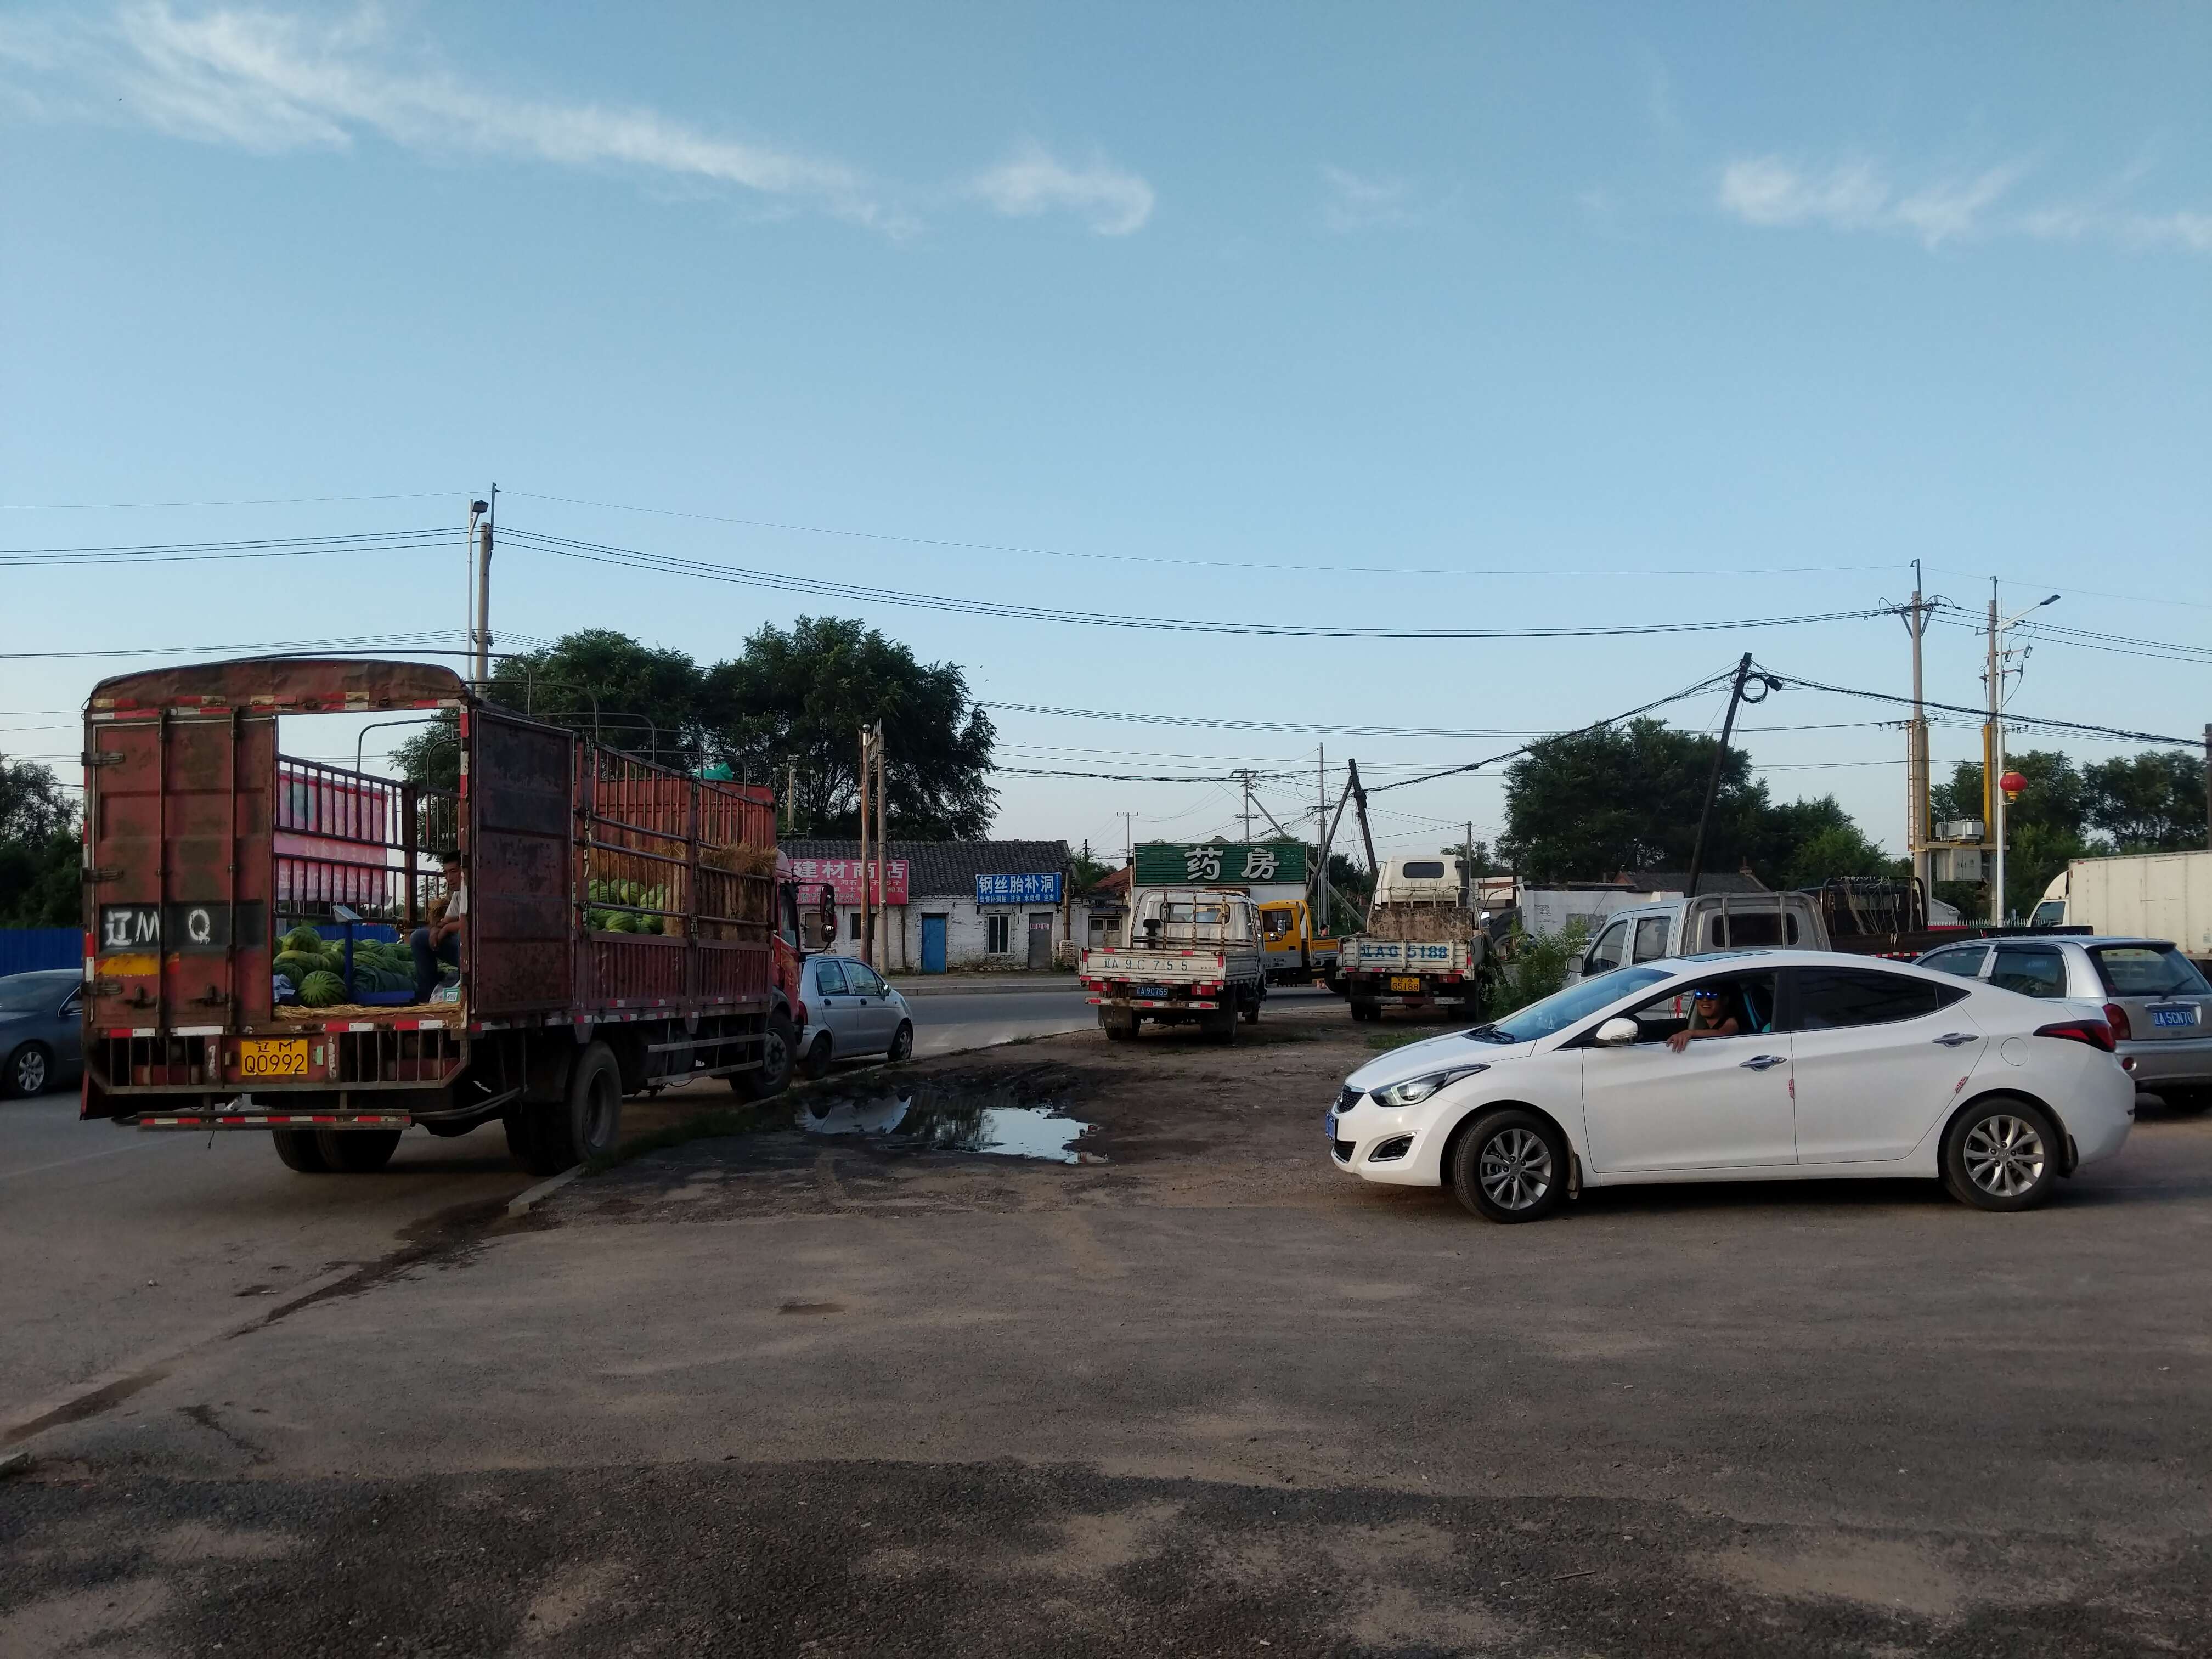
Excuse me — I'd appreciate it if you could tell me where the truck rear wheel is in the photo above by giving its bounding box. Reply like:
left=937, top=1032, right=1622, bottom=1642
left=731, top=1011, right=795, bottom=1101
left=317, top=1130, right=400, bottom=1173
left=516, top=1042, right=623, bottom=1175
left=1201, top=1008, right=1238, bottom=1045
left=1100, top=1008, right=1137, bottom=1042
left=1240, top=991, right=1260, bottom=1025
left=272, top=1128, right=328, bottom=1173
left=1351, top=997, right=1380, bottom=1023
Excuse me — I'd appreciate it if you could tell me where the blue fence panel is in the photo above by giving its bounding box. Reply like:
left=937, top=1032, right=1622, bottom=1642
left=0, top=928, right=82, bottom=978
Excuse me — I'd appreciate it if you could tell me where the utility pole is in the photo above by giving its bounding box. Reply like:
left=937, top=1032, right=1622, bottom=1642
left=857, top=724, right=873, bottom=967
left=1686, top=653, right=1756, bottom=899
left=1237, top=770, right=1256, bottom=844
left=1346, top=758, right=1379, bottom=880
left=1888, top=562, right=1936, bottom=898
left=2205, top=724, right=2211, bottom=850
left=1985, top=582, right=2063, bottom=922
left=1317, top=745, right=1328, bottom=929
left=464, top=498, right=487, bottom=678
left=1117, top=811, right=1138, bottom=868
left=874, top=721, right=889, bottom=969
left=1986, top=583, right=2002, bottom=925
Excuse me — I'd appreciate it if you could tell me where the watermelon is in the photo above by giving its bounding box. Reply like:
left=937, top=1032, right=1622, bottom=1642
left=273, top=950, right=324, bottom=983
left=280, top=925, right=324, bottom=955
left=298, top=970, right=347, bottom=1007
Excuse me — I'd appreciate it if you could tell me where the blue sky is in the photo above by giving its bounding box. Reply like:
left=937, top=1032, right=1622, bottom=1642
left=3, top=2, right=2207, bottom=864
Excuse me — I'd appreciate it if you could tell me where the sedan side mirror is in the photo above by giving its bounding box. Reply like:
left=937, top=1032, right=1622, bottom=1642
left=1593, top=1017, right=1639, bottom=1048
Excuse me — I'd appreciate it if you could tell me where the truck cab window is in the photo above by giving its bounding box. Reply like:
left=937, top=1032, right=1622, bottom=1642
left=1587, top=919, right=1629, bottom=974
left=1631, top=916, right=1671, bottom=964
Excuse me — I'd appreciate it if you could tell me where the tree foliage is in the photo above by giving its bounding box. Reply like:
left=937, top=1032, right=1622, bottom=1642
left=391, top=620, right=997, bottom=840
left=0, top=757, right=82, bottom=928
left=1497, top=717, right=1898, bottom=887
left=1933, top=746, right=2204, bottom=917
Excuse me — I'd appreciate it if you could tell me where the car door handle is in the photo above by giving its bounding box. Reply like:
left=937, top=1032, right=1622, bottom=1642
left=1739, top=1054, right=1786, bottom=1071
left=1931, top=1032, right=1979, bottom=1047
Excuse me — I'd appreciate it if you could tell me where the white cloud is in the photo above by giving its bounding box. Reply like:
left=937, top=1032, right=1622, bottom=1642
left=1718, top=152, right=2206, bottom=255
left=968, top=142, right=1154, bottom=235
left=1318, top=165, right=1426, bottom=234
left=0, top=4, right=916, bottom=229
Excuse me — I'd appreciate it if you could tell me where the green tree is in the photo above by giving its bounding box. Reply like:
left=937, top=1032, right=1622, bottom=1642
left=1443, top=837, right=1504, bottom=876
left=0, top=757, right=82, bottom=928
left=702, top=617, right=996, bottom=839
left=2083, top=749, right=2207, bottom=851
left=1932, top=750, right=2090, bottom=918
left=1501, top=718, right=1782, bottom=882
left=390, top=621, right=998, bottom=840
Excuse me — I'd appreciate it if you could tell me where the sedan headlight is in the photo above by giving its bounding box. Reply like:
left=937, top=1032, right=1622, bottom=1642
left=1370, top=1065, right=1488, bottom=1108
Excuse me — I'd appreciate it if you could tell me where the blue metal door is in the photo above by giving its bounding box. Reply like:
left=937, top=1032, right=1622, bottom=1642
left=921, top=914, right=947, bottom=974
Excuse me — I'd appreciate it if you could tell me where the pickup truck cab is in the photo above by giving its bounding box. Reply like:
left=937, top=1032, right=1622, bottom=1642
left=1574, top=892, right=1829, bottom=983
left=1257, top=897, right=1338, bottom=986
left=1081, top=887, right=1265, bottom=1044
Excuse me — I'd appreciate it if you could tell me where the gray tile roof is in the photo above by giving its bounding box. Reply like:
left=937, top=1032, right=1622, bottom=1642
left=784, top=839, right=1071, bottom=899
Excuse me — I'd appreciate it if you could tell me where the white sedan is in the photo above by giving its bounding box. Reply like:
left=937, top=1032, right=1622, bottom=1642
left=1328, top=950, right=2134, bottom=1222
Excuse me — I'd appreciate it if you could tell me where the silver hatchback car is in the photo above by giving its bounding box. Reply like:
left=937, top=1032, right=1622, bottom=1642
left=1918, top=936, right=2212, bottom=1111
left=795, top=954, right=916, bottom=1079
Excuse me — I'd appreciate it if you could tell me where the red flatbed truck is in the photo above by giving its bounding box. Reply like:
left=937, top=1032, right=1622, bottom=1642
left=78, top=658, right=806, bottom=1175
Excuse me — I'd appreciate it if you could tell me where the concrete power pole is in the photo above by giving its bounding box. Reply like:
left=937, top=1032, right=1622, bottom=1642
left=875, top=722, right=889, bottom=969
left=1891, top=563, right=1934, bottom=899
left=464, top=498, right=486, bottom=680
left=857, top=724, right=873, bottom=967
left=472, top=483, right=496, bottom=688
left=1987, top=584, right=2003, bottom=924
left=1117, top=811, right=1137, bottom=868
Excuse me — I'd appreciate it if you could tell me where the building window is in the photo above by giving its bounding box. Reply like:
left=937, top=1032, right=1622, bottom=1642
left=849, top=911, right=862, bottom=940
left=987, top=913, right=1010, bottom=955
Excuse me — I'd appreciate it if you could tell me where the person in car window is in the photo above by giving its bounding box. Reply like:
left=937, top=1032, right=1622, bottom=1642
left=411, top=849, right=466, bottom=1002
left=1666, top=984, right=1742, bottom=1053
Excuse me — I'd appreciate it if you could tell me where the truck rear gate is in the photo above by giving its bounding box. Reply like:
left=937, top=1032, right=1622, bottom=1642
left=80, top=659, right=790, bottom=1171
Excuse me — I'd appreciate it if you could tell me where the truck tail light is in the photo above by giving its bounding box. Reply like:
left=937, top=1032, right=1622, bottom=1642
left=2102, top=1002, right=2132, bottom=1042
left=2034, top=1018, right=2114, bottom=1053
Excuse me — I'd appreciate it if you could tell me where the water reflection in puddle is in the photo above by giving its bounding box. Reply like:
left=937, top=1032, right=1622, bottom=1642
left=799, top=1084, right=1104, bottom=1165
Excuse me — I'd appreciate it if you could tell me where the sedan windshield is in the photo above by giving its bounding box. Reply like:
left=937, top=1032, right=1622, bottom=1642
left=1470, top=966, right=1672, bottom=1043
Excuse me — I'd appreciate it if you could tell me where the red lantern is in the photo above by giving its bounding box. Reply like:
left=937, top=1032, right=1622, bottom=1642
left=1999, top=770, right=2028, bottom=803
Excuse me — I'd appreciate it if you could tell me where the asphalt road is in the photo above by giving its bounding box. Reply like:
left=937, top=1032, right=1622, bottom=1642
left=7, top=1009, right=2207, bottom=1656
left=0, top=980, right=1240, bottom=1430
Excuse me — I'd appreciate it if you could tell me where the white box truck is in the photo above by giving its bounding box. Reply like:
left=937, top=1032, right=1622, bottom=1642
left=2034, top=853, right=2212, bottom=966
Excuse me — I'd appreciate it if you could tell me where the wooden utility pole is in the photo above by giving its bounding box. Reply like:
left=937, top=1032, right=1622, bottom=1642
left=857, top=724, right=873, bottom=967
left=874, top=722, right=889, bottom=969
left=1686, top=653, right=1756, bottom=899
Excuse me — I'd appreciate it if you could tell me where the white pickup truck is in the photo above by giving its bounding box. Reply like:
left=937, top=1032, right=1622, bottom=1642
left=1338, top=856, right=1489, bottom=1023
left=1081, top=887, right=1266, bottom=1044
left=1571, top=890, right=1830, bottom=981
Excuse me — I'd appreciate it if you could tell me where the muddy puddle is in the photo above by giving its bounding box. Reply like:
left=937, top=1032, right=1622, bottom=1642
left=797, top=1083, right=1104, bottom=1165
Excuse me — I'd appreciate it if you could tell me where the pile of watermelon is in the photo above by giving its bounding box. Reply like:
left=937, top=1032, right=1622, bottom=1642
left=272, top=926, right=419, bottom=1006
left=586, top=878, right=672, bottom=935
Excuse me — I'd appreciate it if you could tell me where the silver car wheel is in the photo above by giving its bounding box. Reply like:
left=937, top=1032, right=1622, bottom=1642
left=1478, top=1126, right=1551, bottom=1211
left=12, top=1046, right=47, bottom=1096
left=1963, top=1113, right=2046, bottom=1198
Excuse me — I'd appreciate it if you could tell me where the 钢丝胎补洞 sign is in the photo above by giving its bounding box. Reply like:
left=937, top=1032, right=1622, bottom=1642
left=975, top=873, right=1062, bottom=905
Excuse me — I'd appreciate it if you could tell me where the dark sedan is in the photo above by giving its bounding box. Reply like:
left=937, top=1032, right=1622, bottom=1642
left=1, top=969, right=84, bottom=1098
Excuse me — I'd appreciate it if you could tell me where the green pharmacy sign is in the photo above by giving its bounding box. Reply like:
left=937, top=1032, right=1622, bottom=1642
left=1132, top=840, right=1309, bottom=887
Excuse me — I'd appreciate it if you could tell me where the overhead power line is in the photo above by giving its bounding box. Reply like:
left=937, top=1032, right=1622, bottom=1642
left=0, top=492, right=471, bottom=511
left=1751, top=665, right=2202, bottom=748
left=0, top=528, right=467, bottom=568
left=503, top=487, right=1901, bottom=582
left=985, top=702, right=1553, bottom=738
left=500, top=523, right=1883, bottom=641
left=995, top=766, right=1306, bottom=782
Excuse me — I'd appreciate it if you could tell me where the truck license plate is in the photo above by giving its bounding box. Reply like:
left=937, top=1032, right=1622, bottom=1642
left=1389, top=976, right=1423, bottom=993
left=239, top=1039, right=308, bottom=1079
left=1133, top=984, right=1173, bottom=1000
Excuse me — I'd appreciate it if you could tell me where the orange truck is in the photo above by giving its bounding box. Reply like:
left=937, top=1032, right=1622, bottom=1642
left=78, top=657, right=817, bottom=1175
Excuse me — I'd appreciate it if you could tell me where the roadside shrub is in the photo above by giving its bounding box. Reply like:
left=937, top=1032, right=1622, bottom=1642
left=1480, top=921, right=1587, bottom=1023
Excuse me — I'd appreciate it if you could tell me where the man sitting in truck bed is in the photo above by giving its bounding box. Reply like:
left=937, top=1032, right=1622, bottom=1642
left=411, top=849, right=466, bottom=1003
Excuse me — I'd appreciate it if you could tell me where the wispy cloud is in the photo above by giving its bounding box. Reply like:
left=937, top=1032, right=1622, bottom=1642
left=968, top=142, right=1154, bottom=235
left=0, top=4, right=1158, bottom=240
left=1319, top=165, right=1444, bottom=234
left=1718, top=153, right=2207, bottom=255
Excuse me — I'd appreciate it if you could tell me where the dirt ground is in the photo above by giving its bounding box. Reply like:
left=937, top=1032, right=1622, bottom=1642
left=5, top=998, right=2210, bottom=1657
